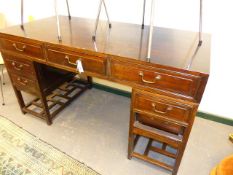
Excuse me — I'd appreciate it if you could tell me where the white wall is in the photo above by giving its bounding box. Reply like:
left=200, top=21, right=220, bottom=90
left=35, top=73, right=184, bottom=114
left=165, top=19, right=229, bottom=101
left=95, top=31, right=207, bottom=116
left=0, top=0, right=203, bottom=30
left=0, top=0, right=233, bottom=120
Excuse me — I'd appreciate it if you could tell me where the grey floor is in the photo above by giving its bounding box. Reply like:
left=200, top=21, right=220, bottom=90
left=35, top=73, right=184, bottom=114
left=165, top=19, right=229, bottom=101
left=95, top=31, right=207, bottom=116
left=0, top=74, right=232, bottom=175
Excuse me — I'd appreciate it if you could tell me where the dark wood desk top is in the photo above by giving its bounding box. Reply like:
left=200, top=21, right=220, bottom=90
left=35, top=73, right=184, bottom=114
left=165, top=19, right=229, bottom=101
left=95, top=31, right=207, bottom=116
left=0, top=16, right=210, bottom=74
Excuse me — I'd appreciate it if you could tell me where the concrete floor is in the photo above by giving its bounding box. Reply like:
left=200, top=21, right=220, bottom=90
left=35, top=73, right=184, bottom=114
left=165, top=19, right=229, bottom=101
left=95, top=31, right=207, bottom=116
left=0, top=74, right=232, bottom=175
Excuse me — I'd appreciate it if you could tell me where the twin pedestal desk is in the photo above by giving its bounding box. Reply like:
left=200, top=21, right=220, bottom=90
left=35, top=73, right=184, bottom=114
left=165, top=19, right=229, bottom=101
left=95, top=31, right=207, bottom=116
left=0, top=16, right=210, bottom=175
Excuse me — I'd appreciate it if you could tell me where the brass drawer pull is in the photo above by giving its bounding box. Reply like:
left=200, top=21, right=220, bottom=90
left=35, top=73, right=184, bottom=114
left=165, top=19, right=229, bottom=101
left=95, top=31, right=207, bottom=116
left=17, top=77, right=28, bottom=86
left=65, top=55, right=77, bottom=66
left=12, top=62, right=23, bottom=71
left=139, top=71, right=161, bottom=84
left=152, top=103, right=173, bottom=114
left=12, top=43, right=26, bottom=52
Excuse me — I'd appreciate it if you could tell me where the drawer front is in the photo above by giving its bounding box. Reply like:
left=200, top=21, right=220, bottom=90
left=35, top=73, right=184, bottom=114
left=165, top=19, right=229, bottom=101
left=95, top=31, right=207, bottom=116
left=134, top=92, right=193, bottom=123
left=136, top=113, right=183, bottom=135
left=111, top=59, right=201, bottom=98
left=10, top=73, right=38, bottom=95
left=4, top=56, right=36, bottom=80
left=47, top=48, right=106, bottom=76
left=0, top=38, right=44, bottom=59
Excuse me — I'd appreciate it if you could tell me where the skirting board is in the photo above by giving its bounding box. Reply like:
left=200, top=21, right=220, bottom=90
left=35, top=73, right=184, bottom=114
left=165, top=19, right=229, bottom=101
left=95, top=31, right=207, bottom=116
left=197, top=112, right=233, bottom=126
left=93, top=83, right=233, bottom=127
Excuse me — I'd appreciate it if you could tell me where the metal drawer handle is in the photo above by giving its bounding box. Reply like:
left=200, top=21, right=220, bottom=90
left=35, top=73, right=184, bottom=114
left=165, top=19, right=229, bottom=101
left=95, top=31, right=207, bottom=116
left=12, top=43, right=26, bottom=52
left=65, top=55, right=77, bottom=66
left=17, top=77, right=28, bottom=86
left=12, top=62, right=23, bottom=71
left=139, top=71, right=161, bottom=84
left=152, top=103, right=173, bottom=114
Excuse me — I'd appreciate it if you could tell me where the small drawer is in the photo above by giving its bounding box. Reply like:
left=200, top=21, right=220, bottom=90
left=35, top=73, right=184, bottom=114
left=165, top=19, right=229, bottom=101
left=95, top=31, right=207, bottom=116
left=133, top=91, right=194, bottom=123
left=111, top=59, right=201, bottom=99
left=10, top=73, right=38, bottom=95
left=136, top=113, right=183, bottom=135
left=4, top=56, right=36, bottom=80
left=0, top=38, right=44, bottom=59
left=47, top=48, right=106, bottom=76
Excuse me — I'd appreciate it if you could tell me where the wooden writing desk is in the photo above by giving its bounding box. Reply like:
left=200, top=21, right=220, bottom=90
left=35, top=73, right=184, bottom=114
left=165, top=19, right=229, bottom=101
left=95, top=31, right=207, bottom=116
left=0, top=16, right=210, bottom=174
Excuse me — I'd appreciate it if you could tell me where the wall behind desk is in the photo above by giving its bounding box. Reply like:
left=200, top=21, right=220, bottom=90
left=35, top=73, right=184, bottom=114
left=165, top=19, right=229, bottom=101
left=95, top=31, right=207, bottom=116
left=0, top=0, right=232, bottom=120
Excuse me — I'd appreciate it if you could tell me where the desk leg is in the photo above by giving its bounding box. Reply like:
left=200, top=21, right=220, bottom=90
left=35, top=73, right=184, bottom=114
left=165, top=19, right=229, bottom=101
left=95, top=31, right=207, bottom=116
left=172, top=145, right=185, bottom=175
left=128, top=130, right=134, bottom=159
left=128, top=94, right=136, bottom=159
left=128, top=113, right=139, bottom=159
left=35, top=63, right=52, bottom=125
left=39, top=93, right=52, bottom=125
left=172, top=108, right=196, bottom=175
left=87, top=76, right=93, bottom=89
left=12, top=87, right=26, bottom=114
